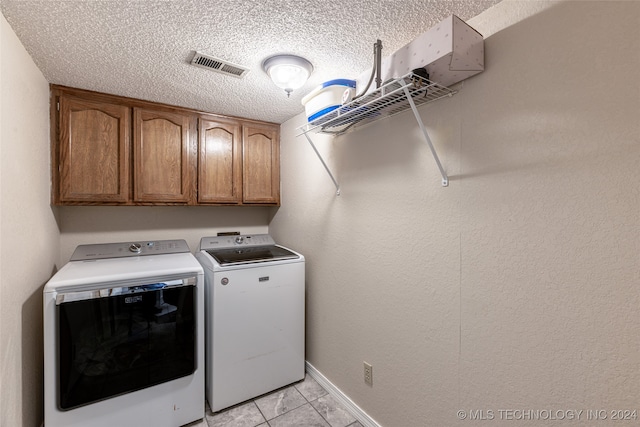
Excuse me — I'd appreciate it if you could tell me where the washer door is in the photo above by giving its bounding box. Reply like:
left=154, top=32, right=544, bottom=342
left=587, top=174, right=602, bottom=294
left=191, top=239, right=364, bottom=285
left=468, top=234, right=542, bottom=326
left=56, top=277, right=197, bottom=410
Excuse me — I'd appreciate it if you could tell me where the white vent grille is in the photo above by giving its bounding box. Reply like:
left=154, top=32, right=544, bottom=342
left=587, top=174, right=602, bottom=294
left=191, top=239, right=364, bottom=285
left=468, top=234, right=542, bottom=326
left=190, top=52, right=249, bottom=78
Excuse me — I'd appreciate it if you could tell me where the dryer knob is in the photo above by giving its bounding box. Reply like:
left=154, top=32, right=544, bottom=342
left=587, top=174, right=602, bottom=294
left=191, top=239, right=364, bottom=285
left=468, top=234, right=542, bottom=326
left=129, top=243, right=142, bottom=253
left=235, top=236, right=244, bottom=244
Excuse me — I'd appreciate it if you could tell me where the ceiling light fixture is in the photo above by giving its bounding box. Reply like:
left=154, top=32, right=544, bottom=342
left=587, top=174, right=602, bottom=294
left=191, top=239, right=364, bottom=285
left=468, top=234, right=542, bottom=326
left=262, top=54, right=313, bottom=97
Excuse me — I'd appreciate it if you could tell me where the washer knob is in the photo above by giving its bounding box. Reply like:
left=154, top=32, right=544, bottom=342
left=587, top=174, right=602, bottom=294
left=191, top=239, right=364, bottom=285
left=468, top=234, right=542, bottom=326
left=129, top=243, right=142, bottom=253
left=235, top=236, right=244, bottom=244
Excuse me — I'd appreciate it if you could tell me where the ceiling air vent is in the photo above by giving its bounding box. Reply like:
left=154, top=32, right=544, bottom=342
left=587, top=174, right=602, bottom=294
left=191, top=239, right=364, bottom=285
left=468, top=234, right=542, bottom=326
left=190, top=52, right=249, bottom=78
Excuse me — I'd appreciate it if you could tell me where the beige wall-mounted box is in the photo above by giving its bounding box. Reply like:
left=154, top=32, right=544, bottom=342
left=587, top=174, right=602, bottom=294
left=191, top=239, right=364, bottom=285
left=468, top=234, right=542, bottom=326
left=356, top=15, right=484, bottom=92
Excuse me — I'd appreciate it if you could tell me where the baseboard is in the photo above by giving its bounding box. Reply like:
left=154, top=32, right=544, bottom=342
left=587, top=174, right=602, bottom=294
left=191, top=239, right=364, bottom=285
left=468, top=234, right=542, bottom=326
left=305, top=361, right=381, bottom=427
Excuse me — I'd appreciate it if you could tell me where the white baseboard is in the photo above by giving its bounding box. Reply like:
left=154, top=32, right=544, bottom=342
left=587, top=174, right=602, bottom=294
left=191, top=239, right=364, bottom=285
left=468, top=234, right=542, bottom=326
left=305, top=361, right=381, bottom=427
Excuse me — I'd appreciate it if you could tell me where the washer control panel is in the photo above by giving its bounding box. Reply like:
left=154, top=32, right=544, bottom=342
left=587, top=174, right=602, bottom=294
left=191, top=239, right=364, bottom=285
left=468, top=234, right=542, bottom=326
left=199, top=234, right=275, bottom=250
left=70, top=239, right=190, bottom=261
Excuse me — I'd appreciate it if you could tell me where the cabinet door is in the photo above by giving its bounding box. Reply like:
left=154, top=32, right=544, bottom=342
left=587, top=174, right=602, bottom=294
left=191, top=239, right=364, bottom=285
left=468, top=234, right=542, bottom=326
left=58, top=96, right=130, bottom=203
left=198, top=118, right=242, bottom=204
left=133, top=108, right=195, bottom=203
left=242, top=124, right=280, bottom=204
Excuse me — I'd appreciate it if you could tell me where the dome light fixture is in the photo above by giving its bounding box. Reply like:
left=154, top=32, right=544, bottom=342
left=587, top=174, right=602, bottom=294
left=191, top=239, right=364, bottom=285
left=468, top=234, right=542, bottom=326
left=262, top=54, right=313, bottom=97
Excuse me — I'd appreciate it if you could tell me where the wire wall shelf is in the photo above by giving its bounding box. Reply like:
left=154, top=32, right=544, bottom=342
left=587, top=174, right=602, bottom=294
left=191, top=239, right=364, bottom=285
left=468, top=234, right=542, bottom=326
left=298, top=73, right=456, bottom=136
left=297, top=73, right=457, bottom=195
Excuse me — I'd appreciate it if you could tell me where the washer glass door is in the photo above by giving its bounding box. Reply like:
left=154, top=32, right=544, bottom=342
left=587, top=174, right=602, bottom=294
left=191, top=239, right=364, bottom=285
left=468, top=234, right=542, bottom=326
left=56, top=276, right=197, bottom=410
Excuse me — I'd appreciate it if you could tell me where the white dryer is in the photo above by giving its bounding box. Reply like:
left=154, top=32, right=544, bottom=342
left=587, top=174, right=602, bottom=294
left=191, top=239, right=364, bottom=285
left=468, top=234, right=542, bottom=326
left=196, top=234, right=305, bottom=412
left=43, top=240, right=204, bottom=427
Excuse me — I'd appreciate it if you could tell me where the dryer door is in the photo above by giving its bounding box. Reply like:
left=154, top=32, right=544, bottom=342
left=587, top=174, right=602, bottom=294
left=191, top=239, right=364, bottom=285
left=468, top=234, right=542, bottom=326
left=56, top=276, right=197, bottom=410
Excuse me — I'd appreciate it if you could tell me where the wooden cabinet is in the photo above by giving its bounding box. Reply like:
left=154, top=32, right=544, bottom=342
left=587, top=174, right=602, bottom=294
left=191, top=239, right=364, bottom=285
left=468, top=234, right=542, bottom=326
left=51, top=85, right=280, bottom=206
left=197, top=119, right=280, bottom=205
left=57, top=95, right=130, bottom=203
left=242, top=124, right=280, bottom=204
left=198, top=117, right=242, bottom=204
left=134, top=108, right=195, bottom=203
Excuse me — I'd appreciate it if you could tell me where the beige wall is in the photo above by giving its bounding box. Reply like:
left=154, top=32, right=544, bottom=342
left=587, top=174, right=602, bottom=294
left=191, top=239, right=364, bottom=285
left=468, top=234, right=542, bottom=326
left=271, top=1, right=640, bottom=426
left=0, top=14, right=59, bottom=427
left=57, top=206, right=270, bottom=265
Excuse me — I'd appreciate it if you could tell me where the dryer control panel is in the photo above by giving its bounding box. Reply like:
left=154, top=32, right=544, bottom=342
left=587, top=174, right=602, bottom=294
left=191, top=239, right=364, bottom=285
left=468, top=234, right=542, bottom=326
left=70, top=239, right=190, bottom=261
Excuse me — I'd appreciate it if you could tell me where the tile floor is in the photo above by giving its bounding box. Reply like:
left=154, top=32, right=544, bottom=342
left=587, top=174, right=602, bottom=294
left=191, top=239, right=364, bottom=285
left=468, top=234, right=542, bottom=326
left=185, top=375, right=363, bottom=427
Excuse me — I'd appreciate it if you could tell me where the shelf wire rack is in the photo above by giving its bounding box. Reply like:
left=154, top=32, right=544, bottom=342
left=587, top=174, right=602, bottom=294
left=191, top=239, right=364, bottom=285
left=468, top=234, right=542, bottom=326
left=297, top=73, right=457, bottom=194
left=298, top=73, right=456, bottom=135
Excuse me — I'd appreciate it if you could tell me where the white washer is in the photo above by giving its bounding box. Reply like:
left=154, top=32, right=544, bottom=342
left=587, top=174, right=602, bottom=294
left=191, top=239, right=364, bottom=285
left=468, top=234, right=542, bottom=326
left=196, top=234, right=305, bottom=412
left=43, top=240, right=204, bottom=427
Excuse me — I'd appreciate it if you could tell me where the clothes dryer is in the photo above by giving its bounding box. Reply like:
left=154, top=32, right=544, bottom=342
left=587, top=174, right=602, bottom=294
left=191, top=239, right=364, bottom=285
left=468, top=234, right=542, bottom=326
left=43, top=240, right=204, bottom=427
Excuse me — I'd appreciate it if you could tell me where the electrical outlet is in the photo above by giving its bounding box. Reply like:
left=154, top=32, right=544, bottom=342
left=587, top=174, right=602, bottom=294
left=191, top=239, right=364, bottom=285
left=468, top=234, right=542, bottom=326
left=364, top=362, right=373, bottom=386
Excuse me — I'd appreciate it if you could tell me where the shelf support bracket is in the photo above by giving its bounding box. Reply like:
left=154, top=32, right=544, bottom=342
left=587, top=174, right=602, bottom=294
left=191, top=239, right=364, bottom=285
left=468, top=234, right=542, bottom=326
left=302, top=132, right=341, bottom=195
left=402, top=84, right=449, bottom=187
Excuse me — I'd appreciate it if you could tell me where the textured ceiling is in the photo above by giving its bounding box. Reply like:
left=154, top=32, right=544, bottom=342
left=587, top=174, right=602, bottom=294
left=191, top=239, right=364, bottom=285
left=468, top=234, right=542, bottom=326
left=1, top=0, right=501, bottom=124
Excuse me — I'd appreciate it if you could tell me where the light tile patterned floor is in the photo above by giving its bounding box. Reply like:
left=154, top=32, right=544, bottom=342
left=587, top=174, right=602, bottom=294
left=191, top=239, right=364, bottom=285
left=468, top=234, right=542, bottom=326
left=185, top=375, right=363, bottom=427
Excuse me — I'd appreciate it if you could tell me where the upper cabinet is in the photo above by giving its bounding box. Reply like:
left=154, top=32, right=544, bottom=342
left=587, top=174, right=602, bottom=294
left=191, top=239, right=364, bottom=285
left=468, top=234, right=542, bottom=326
left=57, top=95, right=130, bottom=203
left=51, top=86, right=280, bottom=206
left=242, top=124, right=280, bottom=204
left=198, top=117, right=242, bottom=204
left=134, top=108, right=195, bottom=203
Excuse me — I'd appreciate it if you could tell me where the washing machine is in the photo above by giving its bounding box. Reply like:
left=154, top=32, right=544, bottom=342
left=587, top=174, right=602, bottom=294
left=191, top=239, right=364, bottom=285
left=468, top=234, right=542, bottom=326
left=196, top=234, right=305, bottom=412
left=43, top=240, right=204, bottom=427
